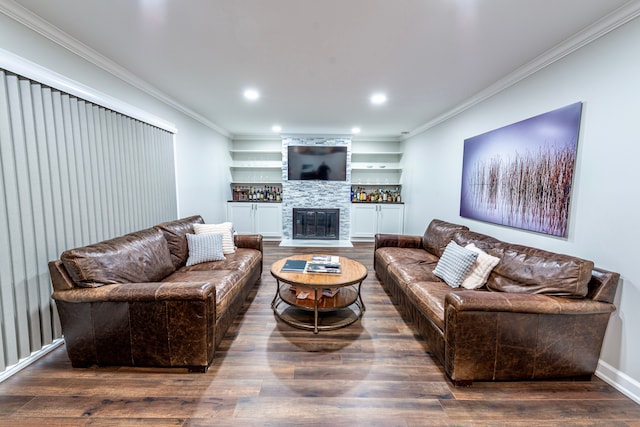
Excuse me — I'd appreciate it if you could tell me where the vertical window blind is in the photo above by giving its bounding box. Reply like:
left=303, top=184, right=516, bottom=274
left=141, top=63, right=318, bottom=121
left=0, top=69, right=177, bottom=371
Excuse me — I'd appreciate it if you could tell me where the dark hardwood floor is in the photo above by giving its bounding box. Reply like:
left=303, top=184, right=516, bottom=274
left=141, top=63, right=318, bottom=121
left=0, top=242, right=638, bottom=426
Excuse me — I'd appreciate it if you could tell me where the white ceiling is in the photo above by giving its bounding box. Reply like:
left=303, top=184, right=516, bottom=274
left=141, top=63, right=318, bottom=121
left=6, top=0, right=637, bottom=138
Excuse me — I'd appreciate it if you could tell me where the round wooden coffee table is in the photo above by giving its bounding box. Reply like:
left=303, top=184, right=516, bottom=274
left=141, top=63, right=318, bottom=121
left=270, top=254, right=368, bottom=333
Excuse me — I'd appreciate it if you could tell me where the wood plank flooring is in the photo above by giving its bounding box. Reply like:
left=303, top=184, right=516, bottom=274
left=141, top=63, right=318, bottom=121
left=0, top=242, right=638, bottom=426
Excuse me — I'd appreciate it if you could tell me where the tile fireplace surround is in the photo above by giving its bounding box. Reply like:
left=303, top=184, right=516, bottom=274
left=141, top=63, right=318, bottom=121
left=281, top=136, right=352, bottom=244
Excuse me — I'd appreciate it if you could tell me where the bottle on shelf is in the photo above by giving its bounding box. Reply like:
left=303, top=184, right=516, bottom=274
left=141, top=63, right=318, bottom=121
left=350, top=185, right=402, bottom=203
left=230, top=183, right=283, bottom=202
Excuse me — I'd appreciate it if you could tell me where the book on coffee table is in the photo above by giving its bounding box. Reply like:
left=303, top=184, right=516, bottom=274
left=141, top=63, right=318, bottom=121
left=322, top=288, right=340, bottom=297
left=281, top=259, right=308, bottom=272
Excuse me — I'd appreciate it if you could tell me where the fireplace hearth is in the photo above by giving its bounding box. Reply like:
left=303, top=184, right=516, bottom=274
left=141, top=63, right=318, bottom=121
left=292, top=208, right=339, bottom=240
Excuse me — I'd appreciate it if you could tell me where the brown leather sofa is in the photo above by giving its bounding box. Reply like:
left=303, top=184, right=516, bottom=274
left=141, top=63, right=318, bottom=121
left=374, top=219, right=619, bottom=385
left=48, top=215, right=262, bottom=372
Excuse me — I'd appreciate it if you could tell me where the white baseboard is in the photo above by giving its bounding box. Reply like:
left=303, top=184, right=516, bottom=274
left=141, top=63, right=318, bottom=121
left=0, top=338, right=64, bottom=383
left=596, top=360, right=640, bottom=404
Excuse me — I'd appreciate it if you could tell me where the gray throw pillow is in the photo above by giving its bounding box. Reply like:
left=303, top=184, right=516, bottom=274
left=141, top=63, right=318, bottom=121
left=433, top=240, right=478, bottom=288
left=185, top=233, right=226, bottom=266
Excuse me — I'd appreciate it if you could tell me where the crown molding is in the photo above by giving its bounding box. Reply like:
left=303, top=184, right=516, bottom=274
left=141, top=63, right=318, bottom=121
left=231, top=133, right=283, bottom=142
left=0, top=0, right=230, bottom=138
left=232, top=132, right=402, bottom=142
left=231, top=133, right=403, bottom=145
left=350, top=135, right=402, bottom=143
left=281, top=133, right=354, bottom=140
left=405, top=0, right=640, bottom=140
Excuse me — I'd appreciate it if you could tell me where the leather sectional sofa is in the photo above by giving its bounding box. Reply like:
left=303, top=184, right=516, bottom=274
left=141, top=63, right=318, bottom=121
left=48, top=215, right=262, bottom=372
left=374, top=219, right=619, bottom=385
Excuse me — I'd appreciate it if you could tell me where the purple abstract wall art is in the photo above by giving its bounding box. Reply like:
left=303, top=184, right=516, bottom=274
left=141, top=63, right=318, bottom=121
left=459, top=102, right=583, bottom=237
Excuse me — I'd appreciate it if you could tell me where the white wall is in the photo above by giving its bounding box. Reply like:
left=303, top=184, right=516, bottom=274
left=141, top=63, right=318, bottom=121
left=0, top=13, right=231, bottom=225
left=402, top=16, right=640, bottom=400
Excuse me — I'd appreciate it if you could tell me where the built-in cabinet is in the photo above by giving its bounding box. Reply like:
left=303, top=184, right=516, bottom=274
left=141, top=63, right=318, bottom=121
left=228, top=137, right=405, bottom=240
left=229, top=137, right=403, bottom=188
left=227, top=202, right=282, bottom=240
left=350, top=203, right=405, bottom=239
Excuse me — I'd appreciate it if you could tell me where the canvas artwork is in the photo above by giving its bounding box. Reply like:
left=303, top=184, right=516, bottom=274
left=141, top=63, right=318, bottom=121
left=459, top=102, right=583, bottom=237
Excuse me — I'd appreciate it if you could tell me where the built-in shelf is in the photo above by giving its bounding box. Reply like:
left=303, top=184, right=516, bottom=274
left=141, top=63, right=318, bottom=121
left=229, top=149, right=282, bottom=154
left=231, top=180, right=282, bottom=186
left=350, top=162, right=402, bottom=170
left=230, top=144, right=284, bottom=185
left=351, top=151, right=403, bottom=155
left=350, top=142, right=403, bottom=186
left=228, top=138, right=404, bottom=192
left=230, top=161, right=283, bottom=169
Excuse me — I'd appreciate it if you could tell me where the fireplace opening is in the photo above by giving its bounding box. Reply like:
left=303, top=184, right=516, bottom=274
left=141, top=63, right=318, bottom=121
left=292, top=208, right=339, bottom=240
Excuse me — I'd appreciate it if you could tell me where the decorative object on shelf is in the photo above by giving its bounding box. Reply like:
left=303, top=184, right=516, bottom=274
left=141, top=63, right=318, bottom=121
left=460, top=102, right=582, bottom=237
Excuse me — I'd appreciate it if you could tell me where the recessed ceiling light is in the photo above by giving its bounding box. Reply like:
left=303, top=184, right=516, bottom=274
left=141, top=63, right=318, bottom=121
left=370, top=93, right=387, bottom=105
left=272, top=125, right=282, bottom=133
left=243, top=89, right=260, bottom=101
left=351, top=127, right=361, bottom=134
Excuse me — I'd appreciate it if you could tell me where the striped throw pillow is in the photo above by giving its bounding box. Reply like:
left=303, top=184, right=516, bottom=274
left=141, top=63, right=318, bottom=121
left=185, top=233, right=225, bottom=266
left=433, top=240, right=478, bottom=288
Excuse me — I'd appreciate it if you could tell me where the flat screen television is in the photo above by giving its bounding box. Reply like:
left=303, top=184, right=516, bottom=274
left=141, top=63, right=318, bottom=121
left=287, top=145, right=347, bottom=181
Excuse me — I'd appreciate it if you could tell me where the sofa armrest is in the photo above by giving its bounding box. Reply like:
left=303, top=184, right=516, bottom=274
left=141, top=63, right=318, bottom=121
left=52, top=281, right=216, bottom=303
left=445, top=291, right=616, bottom=316
left=374, top=233, right=422, bottom=251
left=234, top=234, right=263, bottom=252
left=444, top=290, right=616, bottom=383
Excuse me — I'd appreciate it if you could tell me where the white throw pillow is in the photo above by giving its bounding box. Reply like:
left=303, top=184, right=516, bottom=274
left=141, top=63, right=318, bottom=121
left=185, top=233, right=225, bottom=266
left=460, top=243, right=501, bottom=289
left=193, top=222, right=236, bottom=254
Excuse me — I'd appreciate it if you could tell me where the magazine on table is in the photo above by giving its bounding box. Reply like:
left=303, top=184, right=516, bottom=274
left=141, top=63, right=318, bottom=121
left=306, top=255, right=341, bottom=274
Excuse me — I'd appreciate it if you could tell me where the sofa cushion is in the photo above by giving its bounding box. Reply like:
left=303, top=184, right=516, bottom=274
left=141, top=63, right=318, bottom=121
left=422, top=219, right=469, bottom=257
left=194, top=222, right=235, bottom=254
left=433, top=241, right=478, bottom=288
left=164, top=268, right=250, bottom=320
left=375, top=247, right=439, bottom=268
left=61, top=228, right=175, bottom=287
left=155, top=215, right=205, bottom=269
left=406, top=281, right=464, bottom=330
left=460, top=243, right=501, bottom=290
left=179, top=248, right=260, bottom=273
left=185, top=233, right=226, bottom=266
left=487, top=243, right=594, bottom=297
left=386, top=259, right=441, bottom=292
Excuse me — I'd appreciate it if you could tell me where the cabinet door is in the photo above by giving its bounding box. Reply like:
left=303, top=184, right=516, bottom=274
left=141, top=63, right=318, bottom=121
left=227, top=203, right=254, bottom=234
left=350, top=204, right=378, bottom=238
left=255, top=204, right=282, bottom=238
left=378, top=204, right=405, bottom=235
